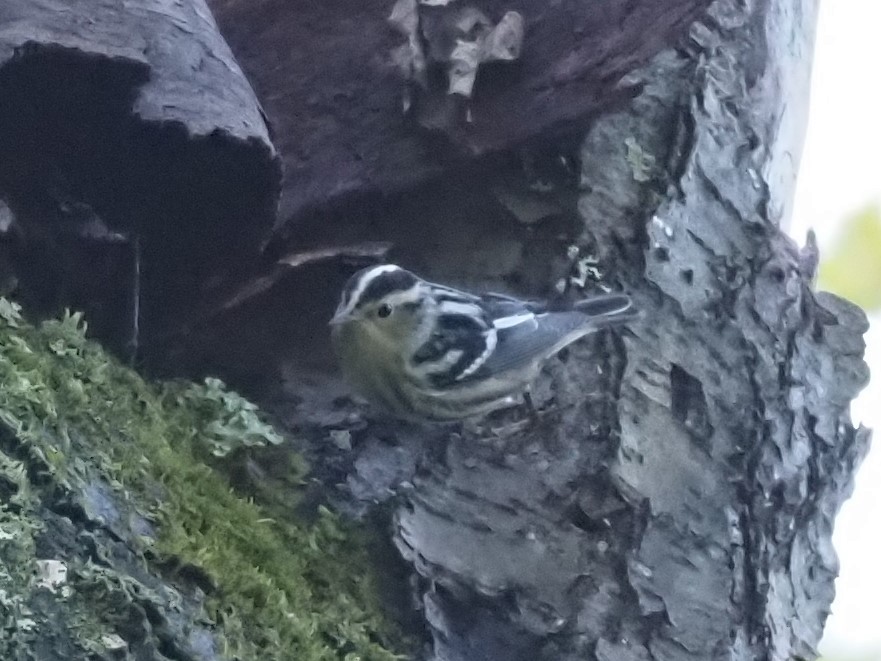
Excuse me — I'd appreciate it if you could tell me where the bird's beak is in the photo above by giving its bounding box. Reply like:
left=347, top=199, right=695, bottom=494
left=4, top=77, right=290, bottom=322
left=328, top=310, right=353, bottom=326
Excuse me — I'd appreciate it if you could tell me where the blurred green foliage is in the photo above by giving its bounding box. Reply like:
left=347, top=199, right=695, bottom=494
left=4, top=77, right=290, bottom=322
left=819, top=205, right=881, bottom=311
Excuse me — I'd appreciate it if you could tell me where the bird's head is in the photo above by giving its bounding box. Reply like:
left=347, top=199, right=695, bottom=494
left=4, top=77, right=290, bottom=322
left=330, top=264, right=430, bottom=348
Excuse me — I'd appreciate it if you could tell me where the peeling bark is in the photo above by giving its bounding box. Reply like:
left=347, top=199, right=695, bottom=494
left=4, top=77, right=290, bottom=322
left=207, top=0, right=712, bottom=225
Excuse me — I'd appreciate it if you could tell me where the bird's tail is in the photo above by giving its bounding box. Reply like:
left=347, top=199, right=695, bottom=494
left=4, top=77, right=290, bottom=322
left=573, top=293, right=638, bottom=327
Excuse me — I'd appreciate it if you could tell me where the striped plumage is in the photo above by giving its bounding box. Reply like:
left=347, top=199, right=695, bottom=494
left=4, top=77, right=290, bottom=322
left=330, top=264, right=636, bottom=422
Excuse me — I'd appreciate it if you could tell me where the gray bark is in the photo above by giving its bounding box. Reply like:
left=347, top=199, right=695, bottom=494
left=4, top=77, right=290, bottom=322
left=145, top=0, right=873, bottom=658
left=0, top=0, right=870, bottom=660
left=388, top=2, right=872, bottom=660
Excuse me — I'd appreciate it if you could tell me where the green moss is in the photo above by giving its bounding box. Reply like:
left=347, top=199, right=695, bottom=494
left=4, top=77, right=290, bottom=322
left=0, top=449, right=42, bottom=656
left=0, top=300, right=404, bottom=660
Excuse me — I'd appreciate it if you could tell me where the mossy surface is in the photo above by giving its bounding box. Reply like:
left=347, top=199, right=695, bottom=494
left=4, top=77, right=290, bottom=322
left=0, top=299, right=404, bottom=660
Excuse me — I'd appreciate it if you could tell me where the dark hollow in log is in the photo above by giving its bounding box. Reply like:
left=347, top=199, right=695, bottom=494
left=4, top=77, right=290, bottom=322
left=0, top=0, right=280, bottom=356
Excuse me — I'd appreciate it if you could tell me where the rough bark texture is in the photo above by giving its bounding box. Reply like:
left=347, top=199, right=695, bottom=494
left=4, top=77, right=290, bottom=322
left=383, top=2, right=871, bottom=659
left=0, top=0, right=871, bottom=660
left=207, top=0, right=711, bottom=225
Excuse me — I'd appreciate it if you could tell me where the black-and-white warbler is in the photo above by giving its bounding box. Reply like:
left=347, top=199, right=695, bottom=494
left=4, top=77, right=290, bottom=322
left=330, top=264, right=635, bottom=422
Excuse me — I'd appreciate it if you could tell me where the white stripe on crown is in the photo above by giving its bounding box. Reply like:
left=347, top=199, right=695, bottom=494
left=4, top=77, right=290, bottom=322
left=342, top=264, right=402, bottom=316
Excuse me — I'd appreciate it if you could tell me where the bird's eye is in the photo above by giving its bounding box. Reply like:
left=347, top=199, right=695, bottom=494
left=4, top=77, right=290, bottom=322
left=377, top=303, right=393, bottom=318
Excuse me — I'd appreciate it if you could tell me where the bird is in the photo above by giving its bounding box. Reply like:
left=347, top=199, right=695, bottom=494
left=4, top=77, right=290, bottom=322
left=329, top=264, right=636, bottom=423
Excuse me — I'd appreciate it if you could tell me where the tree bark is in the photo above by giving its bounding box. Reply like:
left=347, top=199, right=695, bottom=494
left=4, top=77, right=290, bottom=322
left=384, top=2, right=872, bottom=660
left=207, top=0, right=711, bottom=224
left=198, top=0, right=870, bottom=657
left=0, top=0, right=871, bottom=660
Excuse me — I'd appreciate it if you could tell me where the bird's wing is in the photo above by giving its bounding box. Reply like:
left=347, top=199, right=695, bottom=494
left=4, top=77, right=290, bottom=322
left=410, top=291, right=499, bottom=387
left=411, top=288, right=540, bottom=385
left=479, top=293, right=544, bottom=326
left=463, top=293, right=635, bottom=379
left=463, top=311, right=586, bottom=378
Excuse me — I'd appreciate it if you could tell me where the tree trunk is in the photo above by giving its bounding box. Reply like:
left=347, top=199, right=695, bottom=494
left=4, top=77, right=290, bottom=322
left=384, top=2, right=872, bottom=660
left=0, top=0, right=870, bottom=660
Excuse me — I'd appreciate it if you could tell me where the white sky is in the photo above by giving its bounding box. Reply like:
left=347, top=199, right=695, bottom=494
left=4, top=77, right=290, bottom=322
left=789, top=1, right=881, bottom=658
